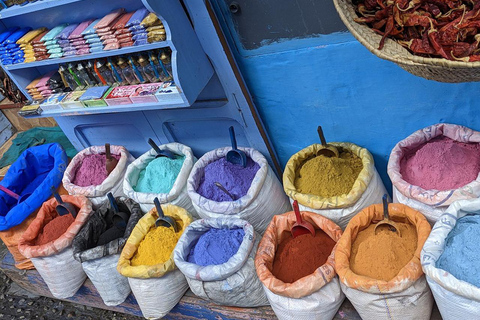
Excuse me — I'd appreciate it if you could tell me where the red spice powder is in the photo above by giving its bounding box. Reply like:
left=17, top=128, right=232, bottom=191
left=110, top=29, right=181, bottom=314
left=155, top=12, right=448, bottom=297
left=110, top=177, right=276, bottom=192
left=35, top=214, right=75, bottom=245
left=272, top=230, right=336, bottom=283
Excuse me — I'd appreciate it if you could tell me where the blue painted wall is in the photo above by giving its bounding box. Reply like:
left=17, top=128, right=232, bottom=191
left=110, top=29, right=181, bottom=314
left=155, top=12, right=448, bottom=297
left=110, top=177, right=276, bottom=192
left=220, top=29, right=480, bottom=192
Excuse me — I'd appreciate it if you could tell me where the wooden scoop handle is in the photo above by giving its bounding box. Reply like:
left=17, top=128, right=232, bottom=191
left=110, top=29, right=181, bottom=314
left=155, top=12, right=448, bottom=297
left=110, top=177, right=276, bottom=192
left=317, top=126, right=328, bottom=147
left=105, top=143, right=112, bottom=160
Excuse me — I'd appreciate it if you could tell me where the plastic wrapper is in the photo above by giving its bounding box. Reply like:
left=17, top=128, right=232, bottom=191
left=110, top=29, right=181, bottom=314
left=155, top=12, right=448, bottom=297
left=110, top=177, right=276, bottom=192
left=126, top=8, right=149, bottom=27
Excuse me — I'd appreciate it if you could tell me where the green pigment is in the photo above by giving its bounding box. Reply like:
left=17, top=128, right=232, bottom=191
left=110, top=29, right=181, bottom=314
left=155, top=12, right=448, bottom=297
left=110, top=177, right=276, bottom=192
left=134, top=156, right=185, bottom=193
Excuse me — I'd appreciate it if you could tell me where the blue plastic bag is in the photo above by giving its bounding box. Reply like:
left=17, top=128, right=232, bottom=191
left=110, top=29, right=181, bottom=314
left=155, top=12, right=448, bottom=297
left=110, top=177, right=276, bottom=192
left=0, top=143, right=67, bottom=231
left=3, top=27, right=31, bottom=44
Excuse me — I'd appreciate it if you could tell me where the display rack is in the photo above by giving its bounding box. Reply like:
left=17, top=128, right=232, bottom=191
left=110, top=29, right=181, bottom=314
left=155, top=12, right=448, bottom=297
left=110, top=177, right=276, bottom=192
left=0, top=0, right=214, bottom=115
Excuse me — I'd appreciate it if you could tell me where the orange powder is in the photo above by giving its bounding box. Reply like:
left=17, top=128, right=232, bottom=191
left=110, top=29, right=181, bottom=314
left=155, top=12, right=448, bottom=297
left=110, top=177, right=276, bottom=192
left=349, top=222, right=417, bottom=281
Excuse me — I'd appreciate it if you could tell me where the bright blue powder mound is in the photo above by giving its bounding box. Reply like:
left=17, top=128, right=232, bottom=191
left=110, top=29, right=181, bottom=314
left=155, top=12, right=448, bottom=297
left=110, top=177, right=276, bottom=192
left=187, top=228, right=245, bottom=266
left=436, top=215, right=480, bottom=287
left=134, top=156, right=185, bottom=193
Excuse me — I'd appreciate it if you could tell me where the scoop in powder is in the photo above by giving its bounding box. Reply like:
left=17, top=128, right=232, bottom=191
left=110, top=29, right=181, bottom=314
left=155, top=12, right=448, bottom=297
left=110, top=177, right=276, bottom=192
left=349, top=222, right=417, bottom=281
left=295, top=148, right=363, bottom=198
left=197, top=157, right=260, bottom=202
left=73, top=153, right=121, bottom=187
left=272, top=230, right=336, bottom=283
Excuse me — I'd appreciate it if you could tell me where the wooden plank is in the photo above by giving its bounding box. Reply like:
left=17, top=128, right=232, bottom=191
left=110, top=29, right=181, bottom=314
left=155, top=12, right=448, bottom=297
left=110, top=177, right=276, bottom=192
left=0, top=252, right=279, bottom=319
left=2, top=109, right=57, bottom=131
left=0, top=251, right=442, bottom=320
left=0, top=112, right=14, bottom=150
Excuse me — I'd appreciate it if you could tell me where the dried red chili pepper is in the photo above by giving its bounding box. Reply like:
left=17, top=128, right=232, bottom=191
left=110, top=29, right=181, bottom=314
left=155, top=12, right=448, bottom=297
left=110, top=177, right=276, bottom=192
left=354, top=0, right=480, bottom=60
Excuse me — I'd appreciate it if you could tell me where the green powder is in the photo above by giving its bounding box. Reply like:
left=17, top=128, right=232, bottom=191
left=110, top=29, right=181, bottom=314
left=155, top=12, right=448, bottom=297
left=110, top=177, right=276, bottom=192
left=134, top=156, right=185, bottom=193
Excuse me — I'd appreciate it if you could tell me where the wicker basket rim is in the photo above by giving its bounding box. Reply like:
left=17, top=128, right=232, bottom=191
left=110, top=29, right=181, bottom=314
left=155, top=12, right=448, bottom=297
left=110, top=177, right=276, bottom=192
left=333, top=0, right=480, bottom=68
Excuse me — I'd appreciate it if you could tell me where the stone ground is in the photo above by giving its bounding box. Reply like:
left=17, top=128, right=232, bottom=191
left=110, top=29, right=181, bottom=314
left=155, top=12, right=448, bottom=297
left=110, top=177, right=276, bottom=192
left=0, top=242, right=141, bottom=320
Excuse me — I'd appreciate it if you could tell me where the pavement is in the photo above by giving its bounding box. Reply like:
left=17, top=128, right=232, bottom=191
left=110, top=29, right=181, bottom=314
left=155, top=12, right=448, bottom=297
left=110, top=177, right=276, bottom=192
left=0, top=242, right=141, bottom=320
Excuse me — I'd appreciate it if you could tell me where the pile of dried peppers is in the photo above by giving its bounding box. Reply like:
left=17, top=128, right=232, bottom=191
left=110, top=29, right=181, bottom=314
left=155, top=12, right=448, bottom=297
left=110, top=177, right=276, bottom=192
left=353, top=0, right=480, bottom=61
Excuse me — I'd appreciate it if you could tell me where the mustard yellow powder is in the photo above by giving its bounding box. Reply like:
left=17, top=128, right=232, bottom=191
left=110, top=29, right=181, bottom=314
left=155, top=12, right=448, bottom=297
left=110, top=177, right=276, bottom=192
left=131, top=222, right=183, bottom=266
left=294, top=148, right=363, bottom=197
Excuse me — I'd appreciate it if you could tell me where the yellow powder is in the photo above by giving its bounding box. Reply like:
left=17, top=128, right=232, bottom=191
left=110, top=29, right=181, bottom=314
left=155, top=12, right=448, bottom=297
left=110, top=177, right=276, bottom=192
left=294, top=148, right=363, bottom=197
left=131, top=222, right=183, bottom=266
left=350, top=222, right=417, bottom=281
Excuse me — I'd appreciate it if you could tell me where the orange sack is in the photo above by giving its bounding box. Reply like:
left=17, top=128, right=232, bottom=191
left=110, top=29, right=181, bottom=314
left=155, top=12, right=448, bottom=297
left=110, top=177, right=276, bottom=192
left=0, top=184, right=68, bottom=270
left=335, top=202, right=433, bottom=320
left=255, top=210, right=344, bottom=320
left=17, top=195, right=92, bottom=299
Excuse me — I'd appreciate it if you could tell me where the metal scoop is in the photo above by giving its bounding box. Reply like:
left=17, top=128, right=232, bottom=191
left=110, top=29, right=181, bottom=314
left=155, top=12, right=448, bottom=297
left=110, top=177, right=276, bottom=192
left=214, top=182, right=235, bottom=201
left=148, top=138, right=176, bottom=159
left=374, top=194, right=401, bottom=236
left=291, top=200, right=315, bottom=238
left=51, top=187, right=77, bottom=218
left=0, top=185, right=30, bottom=204
left=316, top=126, right=339, bottom=158
left=226, top=126, right=247, bottom=167
left=107, top=192, right=130, bottom=229
left=105, top=143, right=118, bottom=175
left=154, top=197, right=178, bottom=232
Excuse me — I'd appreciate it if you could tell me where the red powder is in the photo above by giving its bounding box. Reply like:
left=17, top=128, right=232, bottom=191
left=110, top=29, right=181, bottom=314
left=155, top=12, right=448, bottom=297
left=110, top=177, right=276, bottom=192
left=272, top=230, right=336, bottom=283
left=35, top=214, right=75, bottom=245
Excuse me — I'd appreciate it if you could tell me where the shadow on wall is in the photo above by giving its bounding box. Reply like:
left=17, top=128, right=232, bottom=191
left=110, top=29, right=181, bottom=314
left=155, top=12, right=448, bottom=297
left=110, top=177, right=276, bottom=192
left=212, top=2, right=480, bottom=192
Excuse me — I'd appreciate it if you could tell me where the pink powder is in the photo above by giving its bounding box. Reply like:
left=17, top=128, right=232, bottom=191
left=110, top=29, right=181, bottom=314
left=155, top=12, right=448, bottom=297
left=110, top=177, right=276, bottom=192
left=73, top=153, right=121, bottom=187
left=400, top=136, right=480, bottom=190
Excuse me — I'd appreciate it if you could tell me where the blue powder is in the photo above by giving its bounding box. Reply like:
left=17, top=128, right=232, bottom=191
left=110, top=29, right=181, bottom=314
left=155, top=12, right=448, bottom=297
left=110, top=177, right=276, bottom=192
left=134, top=156, right=185, bottom=193
left=436, top=215, right=480, bottom=287
left=197, top=157, right=260, bottom=202
left=187, top=228, right=245, bottom=266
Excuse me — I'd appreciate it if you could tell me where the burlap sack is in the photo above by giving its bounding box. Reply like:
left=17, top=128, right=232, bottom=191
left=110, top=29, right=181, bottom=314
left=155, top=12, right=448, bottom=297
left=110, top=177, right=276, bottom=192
left=335, top=203, right=433, bottom=320
left=255, top=210, right=344, bottom=320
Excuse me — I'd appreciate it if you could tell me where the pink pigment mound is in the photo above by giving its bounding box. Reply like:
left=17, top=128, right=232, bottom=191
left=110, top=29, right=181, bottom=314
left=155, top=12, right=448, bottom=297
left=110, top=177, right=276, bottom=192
left=400, top=136, right=480, bottom=191
left=73, top=153, right=121, bottom=187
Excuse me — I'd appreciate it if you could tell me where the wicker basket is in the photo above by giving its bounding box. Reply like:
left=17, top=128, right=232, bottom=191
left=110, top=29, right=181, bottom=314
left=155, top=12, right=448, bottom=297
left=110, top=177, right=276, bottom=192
left=333, top=0, right=480, bottom=83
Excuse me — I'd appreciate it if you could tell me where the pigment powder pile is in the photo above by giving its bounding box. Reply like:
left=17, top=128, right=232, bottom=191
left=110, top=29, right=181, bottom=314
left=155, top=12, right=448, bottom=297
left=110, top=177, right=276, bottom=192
left=73, top=153, right=121, bottom=187
left=436, top=215, right=480, bottom=288
left=400, top=136, right=480, bottom=191
left=197, top=157, right=260, bottom=202
left=349, top=221, right=417, bottom=281
left=272, top=230, right=336, bottom=283
left=295, top=148, right=363, bottom=197
left=35, top=214, right=75, bottom=245
left=187, top=228, right=245, bottom=266
left=131, top=222, right=183, bottom=266
left=134, top=156, right=185, bottom=193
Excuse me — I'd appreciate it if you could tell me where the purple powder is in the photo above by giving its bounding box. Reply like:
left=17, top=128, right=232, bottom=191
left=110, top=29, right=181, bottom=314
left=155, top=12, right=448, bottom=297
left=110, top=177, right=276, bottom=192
left=187, top=228, right=245, bottom=266
left=197, top=157, right=260, bottom=202
left=73, top=153, right=121, bottom=187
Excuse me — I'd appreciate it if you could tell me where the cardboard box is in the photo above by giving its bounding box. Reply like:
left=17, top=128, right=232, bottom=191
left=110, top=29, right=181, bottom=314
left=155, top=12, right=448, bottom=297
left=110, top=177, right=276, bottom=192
left=40, top=93, right=68, bottom=111
left=105, top=85, right=139, bottom=105
left=155, top=82, right=183, bottom=104
left=61, top=90, right=86, bottom=109
left=129, top=83, right=162, bottom=104
left=79, top=86, right=110, bottom=108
